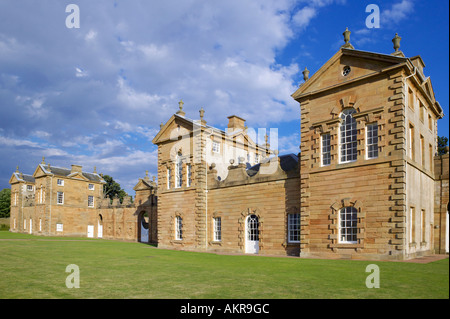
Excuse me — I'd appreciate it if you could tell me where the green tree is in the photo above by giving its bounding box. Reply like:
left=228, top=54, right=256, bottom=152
left=102, top=175, right=129, bottom=203
left=437, top=136, right=448, bottom=155
left=0, top=188, right=11, bottom=218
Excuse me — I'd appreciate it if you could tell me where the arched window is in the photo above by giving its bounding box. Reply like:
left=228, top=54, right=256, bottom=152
left=175, top=216, right=183, bottom=240
left=340, top=108, right=357, bottom=163
left=339, top=206, right=357, bottom=243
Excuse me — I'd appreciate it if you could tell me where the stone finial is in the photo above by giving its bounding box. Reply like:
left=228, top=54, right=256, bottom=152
left=341, top=27, right=354, bottom=49
left=16, top=165, right=19, bottom=173
left=392, top=33, right=401, bottom=52
left=199, top=107, right=207, bottom=125
left=302, top=67, right=310, bottom=81
left=93, top=166, right=97, bottom=173
left=160, top=122, right=164, bottom=129
left=176, top=99, right=186, bottom=116
left=41, top=156, right=45, bottom=164
left=391, top=33, right=405, bottom=57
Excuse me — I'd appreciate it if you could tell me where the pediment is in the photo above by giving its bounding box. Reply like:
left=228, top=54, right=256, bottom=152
left=32, top=164, right=51, bottom=179
left=67, top=172, right=89, bottom=181
left=152, top=115, right=193, bottom=144
left=9, top=173, right=20, bottom=185
left=292, top=48, right=407, bottom=101
left=133, top=179, right=153, bottom=191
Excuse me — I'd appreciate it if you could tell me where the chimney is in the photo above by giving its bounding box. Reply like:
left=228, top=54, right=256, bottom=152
left=71, top=165, right=83, bottom=174
left=227, top=115, right=246, bottom=132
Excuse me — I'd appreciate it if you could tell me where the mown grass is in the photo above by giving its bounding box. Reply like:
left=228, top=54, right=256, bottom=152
left=0, top=232, right=448, bottom=299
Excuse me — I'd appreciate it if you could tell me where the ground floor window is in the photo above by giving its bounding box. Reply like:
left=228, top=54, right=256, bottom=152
left=175, top=216, right=183, bottom=240
left=213, top=217, right=221, bottom=242
left=288, top=213, right=300, bottom=243
left=339, top=207, right=357, bottom=243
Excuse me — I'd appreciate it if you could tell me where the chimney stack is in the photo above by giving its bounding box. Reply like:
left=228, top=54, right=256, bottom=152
left=227, top=115, right=246, bottom=133
left=71, top=165, right=83, bottom=174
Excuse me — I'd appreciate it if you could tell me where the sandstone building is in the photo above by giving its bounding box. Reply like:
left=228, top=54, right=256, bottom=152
left=9, top=159, right=157, bottom=243
left=10, top=30, right=449, bottom=260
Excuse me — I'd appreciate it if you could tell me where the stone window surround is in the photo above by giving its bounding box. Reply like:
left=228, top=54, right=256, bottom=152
left=329, top=198, right=365, bottom=252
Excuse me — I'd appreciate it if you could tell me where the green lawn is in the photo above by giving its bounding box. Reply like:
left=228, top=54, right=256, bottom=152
left=0, top=231, right=448, bottom=299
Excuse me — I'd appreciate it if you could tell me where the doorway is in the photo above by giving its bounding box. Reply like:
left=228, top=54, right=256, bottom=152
left=139, top=211, right=149, bottom=243
left=245, top=214, right=259, bottom=254
left=98, top=214, right=103, bottom=238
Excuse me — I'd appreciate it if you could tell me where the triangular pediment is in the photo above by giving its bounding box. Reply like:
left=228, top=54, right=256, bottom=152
left=152, top=115, right=194, bottom=145
left=133, top=179, right=154, bottom=191
left=67, top=172, right=89, bottom=181
left=292, top=48, right=407, bottom=101
left=32, top=164, right=51, bottom=179
left=9, top=173, right=20, bottom=185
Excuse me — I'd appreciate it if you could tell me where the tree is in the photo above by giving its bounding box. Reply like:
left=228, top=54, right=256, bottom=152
left=102, top=175, right=129, bottom=203
left=0, top=188, right=11, bottom=218
left=437, top=136, right=448, bottom=155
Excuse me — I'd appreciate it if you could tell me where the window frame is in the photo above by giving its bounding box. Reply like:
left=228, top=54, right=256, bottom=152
left=186, top=164, right=192, bottom=187
left=167, top=168, right=172, bottom=189
left=88, top=195, right=94, bottom=208
left=57, top=191, right=64, bottom=205
left=339, top=109, right=358, bottom=164
left=321, top=133, right=331, bottom=166
left=212, top=141, right=220, bottom=154
left=287, top=213, right=300, bottom=243
left=213, top=217, right=222, bottom=242
left=366, top=123, right=379, bottom=160
left=175, top=216, right=183, bottom=240
left=338, top=206, right=358, bottom=244
left=175, top=153, right=183, bottom=188
left=57, top=179, right=64, bottom=186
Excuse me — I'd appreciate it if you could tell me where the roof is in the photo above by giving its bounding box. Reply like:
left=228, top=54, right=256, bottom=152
left=10, top=172, right=35, bottom=184
left=246, top=153, right=298, bottom=177
left=37, top=164, right=105, bottom=183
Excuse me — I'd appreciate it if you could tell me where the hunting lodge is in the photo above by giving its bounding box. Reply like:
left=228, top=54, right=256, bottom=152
left=9, top=30, right=449, bottom=260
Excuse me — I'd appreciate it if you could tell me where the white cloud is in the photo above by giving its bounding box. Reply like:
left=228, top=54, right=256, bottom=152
left=292, top=7, right=317, bottom=29
left=382, top=0, right=414, bottom=25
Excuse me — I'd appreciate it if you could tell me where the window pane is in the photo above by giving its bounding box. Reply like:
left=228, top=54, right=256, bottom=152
left=340, top=109, right=357, bottom=163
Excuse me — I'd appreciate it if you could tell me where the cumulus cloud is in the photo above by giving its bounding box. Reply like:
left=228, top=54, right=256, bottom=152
left=0, top=0, right=339, bottom=193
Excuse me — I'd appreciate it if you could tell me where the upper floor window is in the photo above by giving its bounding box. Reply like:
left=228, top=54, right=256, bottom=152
left=186, top=164, right=192, bottom=187
left=88, top=195, right=94, bottom=208
left=408, top=87, right=414, bottom=110
left=167, top=168, right=172, bottom=189
left=428, top=114, right=433, bottom=131
left=57, top=179, right=64, bottom=186
left=88, top=184, right=94, bottom=190
left=27, top=185, right=33, bottom=191
left=340, top=109, right=357, bottom=163
left=321, top=133, right=331, bottom=166
left=57, top=191, right=64, bottom=205
left=212, top=141, right=220, bottom=154
left=408, top=124, right=415, bottom=161
left=366, top=124, right=378, bottom=159
left=175, top=153, right=183, bottom=188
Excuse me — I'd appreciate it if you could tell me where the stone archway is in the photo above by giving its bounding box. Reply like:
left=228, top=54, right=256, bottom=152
left=138, top=211, right=149, bottom=243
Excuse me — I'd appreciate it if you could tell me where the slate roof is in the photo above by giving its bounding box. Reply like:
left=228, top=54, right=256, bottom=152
left=11, top=172, right=35, bottom=183
left=39, top=164, right=105, bottom=183
left=246, top=153, right=298, bottom=177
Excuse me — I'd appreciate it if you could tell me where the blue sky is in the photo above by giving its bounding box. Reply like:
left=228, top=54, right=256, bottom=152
left=0, top=0, right=448, bottom=195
